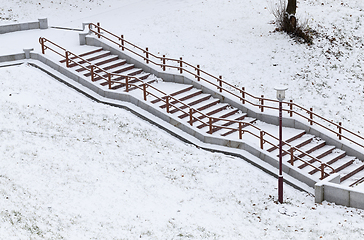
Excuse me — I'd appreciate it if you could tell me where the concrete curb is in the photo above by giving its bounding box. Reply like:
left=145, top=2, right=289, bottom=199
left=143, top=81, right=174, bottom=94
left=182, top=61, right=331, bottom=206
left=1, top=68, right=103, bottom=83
left=0, top=18, right=48, bottom=34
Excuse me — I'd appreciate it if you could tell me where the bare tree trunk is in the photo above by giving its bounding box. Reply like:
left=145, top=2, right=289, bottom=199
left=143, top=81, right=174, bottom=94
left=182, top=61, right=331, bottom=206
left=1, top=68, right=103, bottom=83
left=286, top=0, right=297, bottom=31
left=286, top=0, right=296, bottom=15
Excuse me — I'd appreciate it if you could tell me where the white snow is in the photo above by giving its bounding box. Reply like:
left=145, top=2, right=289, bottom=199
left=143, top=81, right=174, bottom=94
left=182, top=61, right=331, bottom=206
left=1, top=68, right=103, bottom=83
left=1, top=0, right=364, bottom=239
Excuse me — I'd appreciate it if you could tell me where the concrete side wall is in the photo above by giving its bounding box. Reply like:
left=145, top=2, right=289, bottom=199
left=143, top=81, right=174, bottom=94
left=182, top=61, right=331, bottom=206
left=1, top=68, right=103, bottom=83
left=0, top=53, right=25, bottom=63
left=315, top=174, right=364, bottom=209
left=0, top=18, right=48, bottom=34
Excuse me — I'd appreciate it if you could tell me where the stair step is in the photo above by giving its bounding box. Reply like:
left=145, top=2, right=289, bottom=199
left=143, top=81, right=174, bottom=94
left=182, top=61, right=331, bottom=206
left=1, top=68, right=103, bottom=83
left=297, top=145, right=336, bottom=169
left=297, top=140, right=326, bottom=158
left=76, top=55, right=121, bottom=72
left=150, top=86, right=194, bottom=104
left=100, top=73, right=150, bottom=87
left=207, top=114, right=250, bottom=135
left=178, top=99, right=220, bottom=119
left=340, top=163, right=364, bottom=183
left=60, top=47, right=103, bottom=63
left=267, top=131, right=306, bottom=152
left=194, top=106, right=239, bottom=128
left=308, top=151, right=346, bottom=175
left=219, top=118, right=257, bottom=137
left=164, top=89, right=203, bottom=108
left=92, top=64, right=135, bottom=81
left=68, top=51, right=111, bottom=68
left=335, top=159, right=355, bottom=173
left=83, top=59, right=127, bottom=76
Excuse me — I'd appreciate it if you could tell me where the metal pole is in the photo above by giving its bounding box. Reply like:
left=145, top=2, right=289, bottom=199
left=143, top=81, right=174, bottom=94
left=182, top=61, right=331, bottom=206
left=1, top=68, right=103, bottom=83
left=278, top=100, right=284, bottom=204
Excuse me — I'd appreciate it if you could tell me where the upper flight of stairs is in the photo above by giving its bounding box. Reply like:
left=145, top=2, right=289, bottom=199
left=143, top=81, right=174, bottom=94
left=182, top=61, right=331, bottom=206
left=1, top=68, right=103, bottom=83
left=56, top=46, right=364, bottom=189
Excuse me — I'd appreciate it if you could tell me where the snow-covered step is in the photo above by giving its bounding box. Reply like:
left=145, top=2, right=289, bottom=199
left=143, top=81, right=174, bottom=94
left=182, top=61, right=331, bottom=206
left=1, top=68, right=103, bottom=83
left=59, top=47, right=103, bottom=64
left=75, top=55, right=121, bottom=72
left=68, top=51, right=112, bottom=68
left=297, top=145, right=336, bottom=169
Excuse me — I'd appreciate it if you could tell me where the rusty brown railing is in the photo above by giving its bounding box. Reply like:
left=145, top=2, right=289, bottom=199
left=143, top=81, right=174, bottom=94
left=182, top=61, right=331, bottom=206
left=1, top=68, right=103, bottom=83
left=88, top=22, right=364, bottom=152
left=39, top=36, right=335, bottom=180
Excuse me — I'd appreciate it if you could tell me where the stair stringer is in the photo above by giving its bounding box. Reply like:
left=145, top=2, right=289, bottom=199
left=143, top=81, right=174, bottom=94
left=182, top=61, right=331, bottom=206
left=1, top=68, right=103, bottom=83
left=83, top=35, right=364, bottom=163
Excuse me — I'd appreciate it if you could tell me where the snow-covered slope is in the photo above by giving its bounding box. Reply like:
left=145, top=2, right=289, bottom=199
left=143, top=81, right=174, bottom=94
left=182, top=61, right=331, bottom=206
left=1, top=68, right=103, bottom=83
left=1, top=0, right=364, bottom=239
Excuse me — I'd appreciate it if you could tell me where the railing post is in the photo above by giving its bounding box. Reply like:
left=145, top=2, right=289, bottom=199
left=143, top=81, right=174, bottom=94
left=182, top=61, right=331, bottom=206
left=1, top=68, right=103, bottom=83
left=40, top=38, right=45, bottom=54
left=260, top=95, right=264, bottom=112
left=289, top=100, right=293, bottom=117
left=162, top=55, right=166, bottom=71
left=145, top=47, right=149, bottom=64
left=125, top=76, right=129, bottom=92
left=166, top=95, right=170, bottom=113
left=239, top=122, right=242, bottom=139
left=209, top=117, right=213, bottom=134
left=108, top=73, right=112, bottom=89
left=179, top=57, right=183, bottom=74
left=90, top=65, right=94, bottom=82
left=321, top=163, right=325, bottom=180
left=196, top=65, right=200, bottom=81
left=143, top=83, right=147, bottom=101
left=309, top=107, right=313, bottom=125
left=189, top=108, right=193, bottom=126
left=242, top=87, right=245, bottom=104
left=290, top=147, right=294, bottom=166
left=338, top=122, right=342, bottom=140
left=65, top=51, right=70, bottom=68
left=121, top=35, right=124, bottom=50
left=97, top=22, right=101, bottom=38
left=260, top=131, right=264, bottom=149
left=218, top=76, right=223, bottom=93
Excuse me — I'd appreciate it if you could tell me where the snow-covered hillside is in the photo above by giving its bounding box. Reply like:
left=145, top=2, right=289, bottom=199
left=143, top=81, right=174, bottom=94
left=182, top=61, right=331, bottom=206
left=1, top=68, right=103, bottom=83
left=1, top=0, right=364, bottom=239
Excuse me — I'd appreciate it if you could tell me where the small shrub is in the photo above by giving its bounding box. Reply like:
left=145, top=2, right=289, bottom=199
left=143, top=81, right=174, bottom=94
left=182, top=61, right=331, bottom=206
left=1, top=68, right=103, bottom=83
left=270, top=0, right=314, bottom=44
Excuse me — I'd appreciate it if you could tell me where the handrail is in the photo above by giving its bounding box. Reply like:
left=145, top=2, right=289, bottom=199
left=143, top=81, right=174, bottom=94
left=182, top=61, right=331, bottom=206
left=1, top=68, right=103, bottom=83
left=88, top=22, right=364, bottom=152
left=39, top=36, right=334, bottom=180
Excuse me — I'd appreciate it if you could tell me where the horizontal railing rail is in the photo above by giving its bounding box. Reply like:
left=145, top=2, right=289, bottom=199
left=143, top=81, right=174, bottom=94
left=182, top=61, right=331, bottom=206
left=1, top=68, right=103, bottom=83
left=39, top=36, right=334, bottom=180
left=88, top=22, right=364, bottom=152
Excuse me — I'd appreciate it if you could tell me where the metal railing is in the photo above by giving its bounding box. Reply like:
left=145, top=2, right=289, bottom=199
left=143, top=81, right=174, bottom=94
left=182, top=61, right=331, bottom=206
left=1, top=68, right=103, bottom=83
left=88, top=22, right=364, bottom=152
left=39, top=36, right=335, bottom=180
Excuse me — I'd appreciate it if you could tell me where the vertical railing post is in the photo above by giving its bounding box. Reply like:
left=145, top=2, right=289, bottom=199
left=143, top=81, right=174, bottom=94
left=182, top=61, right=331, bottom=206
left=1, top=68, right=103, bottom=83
left=338, top=122, right=342, bottom=140
left=289, top=100, right=293, bottom=117
left=239, top=122, right=242, bottom=139
left=179, top=57, right=183, bottom=74
left=162, top=55, right=166, bottom=71
left=143, top=84, right=147, bottom=101
left=260, top=131, right=264, bottom=149
left=242, top=87, right=245, bottom=104
left=40, top=38, right=45, bottom=54
left=260, top=95, right=264, bottom=112
left=90, top=65, right=94, bottom=82
left=145, top=47, right=149, bottom=64
left=209, top=117, right=212, bottom=134
left=65, top=51, right=70, bottom=68
left=189, top=108, right=193, bottom=126
left=97, top=22, right=101, bottom=38
left=321, top=163, right=325, bottom=180
left=218, top=76, right=223, bottom=93
left=166, top=95, right=170, bottom=113
left=108, top=73, right=112, bottom=89
left=125, top=76, right=129, bottom=92
left=309, top=107, right=313, bottom=125
left=290, top=147, right=294, bottom=166
left=196, top=65, right=200, bottom=81
left=121, top=35, right=124, bottom=50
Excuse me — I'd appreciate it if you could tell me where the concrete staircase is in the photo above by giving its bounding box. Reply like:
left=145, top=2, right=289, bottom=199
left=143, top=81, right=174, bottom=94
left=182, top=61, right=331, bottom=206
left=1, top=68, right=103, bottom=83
left=56, top=45, right=364, bottom=189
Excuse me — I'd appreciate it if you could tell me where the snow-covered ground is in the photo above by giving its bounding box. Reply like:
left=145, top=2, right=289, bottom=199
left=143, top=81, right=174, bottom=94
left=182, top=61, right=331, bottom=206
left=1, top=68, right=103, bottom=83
left=1, top=0, right=364, bottom=239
